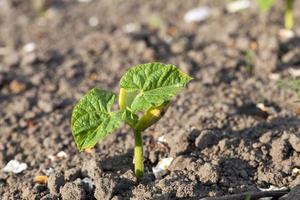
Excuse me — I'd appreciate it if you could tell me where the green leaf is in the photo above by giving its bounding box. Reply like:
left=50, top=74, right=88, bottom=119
left=119, top=88, right=139, bottom=110
left=120, top=62, right=192, bottom=112
left=71, top=88, right=123, bottom=151
left=121, top=108, right=139, bottom=128
left=257, top=0, right=275, bottom=12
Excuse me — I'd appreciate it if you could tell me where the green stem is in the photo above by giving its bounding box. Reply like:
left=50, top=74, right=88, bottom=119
left=284, top=0, right=294, bottom=29
left=134, top=128, right=144, bottom=178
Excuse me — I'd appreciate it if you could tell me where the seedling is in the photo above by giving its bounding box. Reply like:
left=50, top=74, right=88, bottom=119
left=257, top=0, right=294, bottom=29
left=244, top=50, right=254, bottom=73
left=277, top=78, right=300, bottom=98
left=71, top=62, right=192, bottom=178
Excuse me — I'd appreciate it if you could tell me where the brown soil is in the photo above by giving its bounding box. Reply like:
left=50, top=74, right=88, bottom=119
left=1, top=0, right=300, bottom=199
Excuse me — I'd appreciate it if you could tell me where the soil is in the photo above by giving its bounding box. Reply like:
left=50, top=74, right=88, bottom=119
left=1, top=0, right=300, bottom=199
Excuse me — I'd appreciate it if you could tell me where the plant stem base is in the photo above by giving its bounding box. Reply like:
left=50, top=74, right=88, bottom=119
left=134, top=129, right=144, bottom=178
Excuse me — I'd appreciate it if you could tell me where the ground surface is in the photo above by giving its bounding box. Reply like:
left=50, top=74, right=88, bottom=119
left=1, top=0, right=300, bottom=199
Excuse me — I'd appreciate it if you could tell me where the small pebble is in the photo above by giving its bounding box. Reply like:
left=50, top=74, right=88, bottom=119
left=34, top=175, right=48, bottom=184
left=23, top=42, right=36, bottom=53
left=184, top=7, right=210, bottom=23
left=152, top=157, right=174, bottom=179
left=38, top=99, right=54, bottom=113
left=57, top=151, right=68, bottom=159
left=88, top=16, right=99, bottom=27
left=2, top=160, right=28, bottom=174
left=123, top=23, right=140, bottom=33
left=9, top=80, right=26, bottom=94
left=226, top=0, right=251, bottom=13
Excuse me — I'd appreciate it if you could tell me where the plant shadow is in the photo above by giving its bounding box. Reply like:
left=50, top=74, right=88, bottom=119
left=99, top=150, right=133, bottom=173
left=97, top=111, right=300, bottom=199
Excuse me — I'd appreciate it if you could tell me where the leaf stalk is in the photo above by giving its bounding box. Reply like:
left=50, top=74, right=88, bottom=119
left=134, top=128, right=144, bottom=178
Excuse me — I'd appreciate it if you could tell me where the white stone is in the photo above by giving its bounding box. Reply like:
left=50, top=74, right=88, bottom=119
left=23, top=42, right=36, bottom=53
left=184, top=7, right=210, bottom=23
left=88, top=17, right=99, bottom=27
left=152, top=157, right=173, bottom=179
left=227, top=0, right=251, bottom=13
left=56, top=151, right=68, bottom=159
left=2, top=160, right=28, bottom=174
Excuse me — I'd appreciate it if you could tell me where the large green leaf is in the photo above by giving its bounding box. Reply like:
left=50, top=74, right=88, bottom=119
left=71, top=88, right=123, bottom=151
left=119, top=62, right=192, bottom=112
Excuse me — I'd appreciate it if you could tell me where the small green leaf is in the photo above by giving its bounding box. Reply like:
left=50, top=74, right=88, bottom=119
left=257, top=0, right=275, bottom=12
left=120, top=62, right=192, bottom=112
left=71, top=88, right=123, bottom=151
left=122, top=108, right=139, bottom=128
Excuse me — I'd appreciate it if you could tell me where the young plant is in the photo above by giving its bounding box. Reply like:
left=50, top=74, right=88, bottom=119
left=71, top=62, right=192, bottom=178
left=244, top=50, right=254, bottom=73
left=257, top=0, right=294, bottom=29
left=278, top=78, right=300, bottom=97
